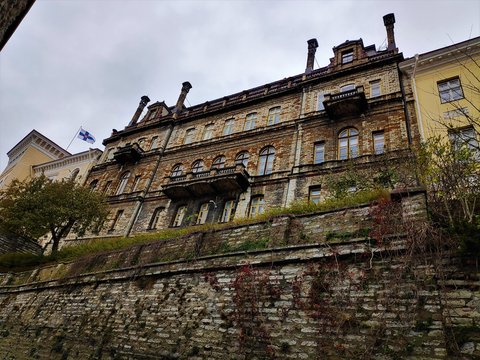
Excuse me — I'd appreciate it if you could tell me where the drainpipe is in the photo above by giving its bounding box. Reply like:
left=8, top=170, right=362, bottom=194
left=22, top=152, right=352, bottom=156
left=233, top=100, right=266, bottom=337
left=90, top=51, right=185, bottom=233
left=398, top=65, right=413, bottom=146
left=124, top=123, right=174, bottom=237
left=411, top=54, right=425, bottom=141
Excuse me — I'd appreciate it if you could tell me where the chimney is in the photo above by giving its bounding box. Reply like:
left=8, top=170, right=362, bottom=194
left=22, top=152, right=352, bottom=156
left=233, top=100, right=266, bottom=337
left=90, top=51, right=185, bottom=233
left=173, top=81, right=192, bottom=116
left=128, top=95, right=150, bottom=126
left=305, top=38, right=319, bottom=73
left=383, top=13, right=396, bottom=51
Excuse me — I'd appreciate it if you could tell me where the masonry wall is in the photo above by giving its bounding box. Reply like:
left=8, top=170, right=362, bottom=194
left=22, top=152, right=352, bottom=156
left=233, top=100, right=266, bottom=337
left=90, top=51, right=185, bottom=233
left=0, top=233, right=41, bottom=256
left=0, top=240, right=478, bottom=359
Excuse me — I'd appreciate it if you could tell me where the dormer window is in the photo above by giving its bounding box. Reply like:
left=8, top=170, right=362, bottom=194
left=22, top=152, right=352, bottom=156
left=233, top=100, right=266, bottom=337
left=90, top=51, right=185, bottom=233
left=342, top=50, right=354, bottom=64
left=148, top=109, right=158, bottom=120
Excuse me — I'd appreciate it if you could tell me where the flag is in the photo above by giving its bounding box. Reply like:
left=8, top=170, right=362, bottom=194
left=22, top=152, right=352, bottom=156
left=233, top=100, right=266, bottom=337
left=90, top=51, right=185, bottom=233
left=77, top=127, right=96, bottom=144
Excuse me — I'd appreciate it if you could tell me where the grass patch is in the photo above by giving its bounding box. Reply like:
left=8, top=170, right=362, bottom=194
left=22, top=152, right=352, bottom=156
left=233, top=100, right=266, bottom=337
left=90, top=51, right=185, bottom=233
left=0, top=188, right=389, bottom=273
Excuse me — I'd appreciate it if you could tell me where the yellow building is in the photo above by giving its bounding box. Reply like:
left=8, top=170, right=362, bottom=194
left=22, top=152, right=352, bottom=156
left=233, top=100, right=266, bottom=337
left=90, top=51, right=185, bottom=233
left=400, top=36, right=480, bottom=147
left=0, top=130, right=71, bottom=189
left=0, top=130, right=103, bottom=190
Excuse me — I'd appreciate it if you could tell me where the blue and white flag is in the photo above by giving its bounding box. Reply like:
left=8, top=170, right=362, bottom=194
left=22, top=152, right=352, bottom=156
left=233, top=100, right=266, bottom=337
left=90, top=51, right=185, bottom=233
left=77, top=127, right=96, bottom=144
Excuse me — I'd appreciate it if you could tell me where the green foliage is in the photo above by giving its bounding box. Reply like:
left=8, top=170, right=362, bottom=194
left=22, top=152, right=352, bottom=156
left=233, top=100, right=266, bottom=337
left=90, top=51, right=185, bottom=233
left=0, top=175, right=108, bottom=253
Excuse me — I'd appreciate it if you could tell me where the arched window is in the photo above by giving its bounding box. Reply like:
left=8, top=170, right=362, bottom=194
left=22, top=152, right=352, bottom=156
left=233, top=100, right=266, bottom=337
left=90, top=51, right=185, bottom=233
left=149, top=207, right=165, bottom=230
left=89, top=179, right=99, bottom=191
left=70, top=168, right=80, bottom=181
left=258, top=146, right=275, bottom=175
left=267, top=106, right=281, bottom=126
left=244, top=112, right=257, bottom=131
left=338, top=128, right=359, bottom=160
left=171, top=164, right=184, bottom=177
left=116, top=171, right=130, bottom=195
left=184, top=128, right=196, bottom=144
left=191, top=160, right=205, bottom=173
left=212, top=156, right=226, bottom=169
left=235, top=151, right=249, bottom=167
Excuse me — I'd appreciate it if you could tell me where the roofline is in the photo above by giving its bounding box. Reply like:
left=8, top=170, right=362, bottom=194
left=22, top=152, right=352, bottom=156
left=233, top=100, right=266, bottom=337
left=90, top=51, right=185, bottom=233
left=32, top=148, right=103, bottom=171
left=6, top=129, right=71, bottom=158
left=400, top=36, right=480, bottom=67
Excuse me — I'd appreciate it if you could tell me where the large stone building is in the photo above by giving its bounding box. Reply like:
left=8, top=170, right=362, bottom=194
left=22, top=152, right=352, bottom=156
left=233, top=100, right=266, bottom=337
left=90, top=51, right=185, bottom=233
left=86, top=13, right=418, bottom=238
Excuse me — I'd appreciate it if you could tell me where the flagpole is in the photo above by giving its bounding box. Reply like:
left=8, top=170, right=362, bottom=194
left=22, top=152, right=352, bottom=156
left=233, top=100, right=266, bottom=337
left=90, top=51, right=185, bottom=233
left=66, top=126, right=82, bottom=151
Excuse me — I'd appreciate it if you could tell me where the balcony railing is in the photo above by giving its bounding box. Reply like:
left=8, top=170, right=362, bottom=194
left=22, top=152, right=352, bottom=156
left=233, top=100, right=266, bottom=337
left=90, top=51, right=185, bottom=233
left=163, top=164, right=250, bottom=199
left=323, top=85, right=367, bottom=119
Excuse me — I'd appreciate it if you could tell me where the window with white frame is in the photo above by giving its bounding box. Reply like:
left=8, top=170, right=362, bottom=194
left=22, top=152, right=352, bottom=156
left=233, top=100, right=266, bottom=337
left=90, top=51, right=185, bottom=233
left=449, top=127, right=479, bottom=153
left=202, top=124, right=214, bottom=140
left=317, top=92, right=325, bottom=111
left=184, top=128, right=196, bottom=144
left=172, top=206, right=186, bottom=227
left=314, top=142, right=325, bottom=164
left=373, top=131, right=385, bottom=155
left=244, top=113, right=257, bottom=131
left=341, top=50, right=353, bottom=64
left=196, top=203, right=210, bottom=225
left=309, top=186, right=322, bottom=205
left=338, top=128, right=359, bottom=160
left=257, top=146, right=275, bottom=175
left=220, top=200, right=235, bottom=223
left=171, top=164, right=184, bottom=177
left=191, top=160, right=205, bottom=173
left=438, top=77, right=464, bottom=103
left=370, top=80, right=381, bottom=97
left=212, top=156, right=226, bottom=169
left=149, top=207, right=165, bottom=230
left=249, top=196, right=265, bottom=217
left=116, top=171, right=130, bottom=195
left=267, top=107, right=281, bottom=126
left=223, top=119, right=235, bottom=135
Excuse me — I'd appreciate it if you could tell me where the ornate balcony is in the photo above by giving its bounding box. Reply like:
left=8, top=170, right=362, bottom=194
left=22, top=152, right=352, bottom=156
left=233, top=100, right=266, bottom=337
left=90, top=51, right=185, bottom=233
left=162, top=164, right=250, bottom=199
left=113, top=143, right=143, bottom=164
left=323, top=85, right=367, bottom=119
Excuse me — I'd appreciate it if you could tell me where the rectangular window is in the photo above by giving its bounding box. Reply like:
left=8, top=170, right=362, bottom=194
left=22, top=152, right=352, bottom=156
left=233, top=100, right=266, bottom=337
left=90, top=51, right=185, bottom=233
left=342, top=50, right=353, bottom=64
left=244, top=113, right=257, bottom=131
left=249, top=196, right=265, bottom=218
left=309, top=186, right=322, bottom=205
left=370, top=80, right=381, bottom=97
left=109, top=210, right=124, bottom=231
left=220, top=200, right=235, bottom=223
left=314, top=142, right=325, bottom=164
left=148, top=109, right=157, bottom=119
left=173, top=206, right=186, bottom=227
left=196, top=203, right=210, bottom=225
left=449, top=127, right=479, bottom=153
left=202, top=124, right=214, bottom=140
left=184, top=128, right=195, bottom=144
left=317, top=92, right=325, bottom=111
left=223, top=119, right=234, bottom=135
left=438, top=77, right=464, bottom=103
left=267, top=107, right=281, bottom=126
left=373, top=131, right=385, bottom=155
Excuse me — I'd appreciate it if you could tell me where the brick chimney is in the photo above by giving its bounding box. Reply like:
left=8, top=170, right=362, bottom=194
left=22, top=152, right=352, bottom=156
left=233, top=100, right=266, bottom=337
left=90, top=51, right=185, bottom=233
left=173, top=81, right=192, bottom=117
left=128, top=95, right=150, bottom=126
left=383, top=13, right=396, bottom=51
left=305, top=38, right=319, bottom=73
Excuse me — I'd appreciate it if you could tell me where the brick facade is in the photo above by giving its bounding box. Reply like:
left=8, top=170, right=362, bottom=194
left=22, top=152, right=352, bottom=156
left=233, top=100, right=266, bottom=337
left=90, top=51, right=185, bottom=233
left=83, top=14, right=418, bottom=240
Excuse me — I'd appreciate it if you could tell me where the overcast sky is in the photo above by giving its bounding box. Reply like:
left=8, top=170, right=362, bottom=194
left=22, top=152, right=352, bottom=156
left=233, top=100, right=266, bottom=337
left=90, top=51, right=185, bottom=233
left=1, top=0, right=479, bottom=170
